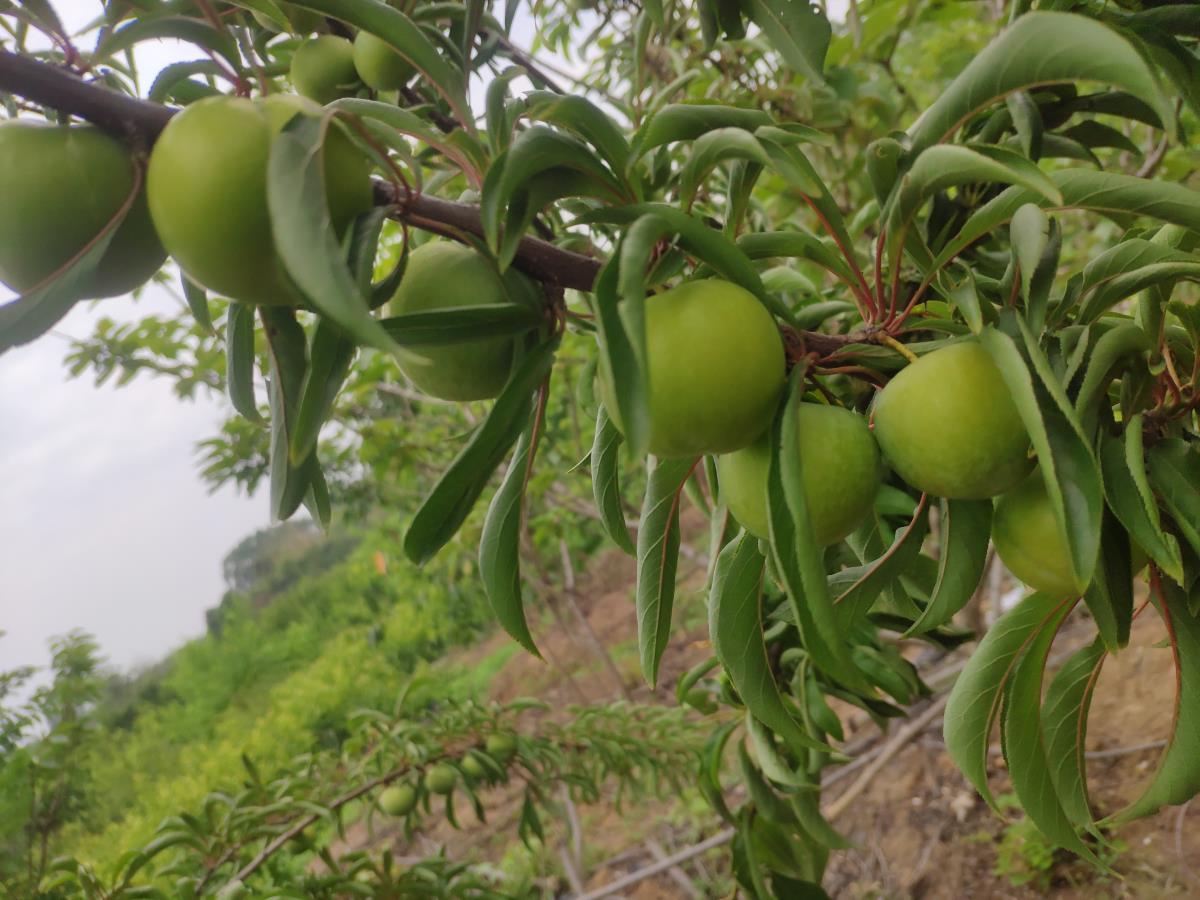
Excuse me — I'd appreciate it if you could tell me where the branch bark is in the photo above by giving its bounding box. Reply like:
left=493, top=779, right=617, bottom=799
left=0, top=48, right=879, bottom=358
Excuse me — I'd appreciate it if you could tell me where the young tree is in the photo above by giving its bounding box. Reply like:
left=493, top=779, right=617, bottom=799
left=1, top=0, right=1198, bottom=893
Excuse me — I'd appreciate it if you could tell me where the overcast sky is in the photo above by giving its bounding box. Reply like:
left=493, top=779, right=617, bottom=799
left=0, top=4, right=268, bottom=685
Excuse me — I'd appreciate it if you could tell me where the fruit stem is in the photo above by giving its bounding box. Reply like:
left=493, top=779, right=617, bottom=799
left=879, top=333, right=918, bottom=365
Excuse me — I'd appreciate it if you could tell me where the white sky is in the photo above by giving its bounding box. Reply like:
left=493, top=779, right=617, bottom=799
left=0, top=4, right=267, bottom=683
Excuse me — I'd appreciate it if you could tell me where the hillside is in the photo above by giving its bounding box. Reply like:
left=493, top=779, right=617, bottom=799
left=7, top=511, right=1189, bottom=898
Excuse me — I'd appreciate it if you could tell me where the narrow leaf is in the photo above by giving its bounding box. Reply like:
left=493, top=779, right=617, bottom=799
left=906, top=499, right=992, bottom=635
left=479, top=415, right=543, bottom=657
left=404, top=340, right=557, bottom=563
left=591, top=406, right=635, bottom=554
left=636, top=456, right=695, bottom=686
left=944, top=591, right=1066, bottom=810
left=709, top=533, right=829, bottom=757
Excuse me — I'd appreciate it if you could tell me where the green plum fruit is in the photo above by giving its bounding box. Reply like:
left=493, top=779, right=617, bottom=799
left=485, top=732, right=517, bottom=763
left=290, top=36, right=359, bottom=104
left=388, top=241, right=543, bottom=400
left=0, top=121, right=165, bottom=299
left=423, top=762, right=458, bottom=795
left=147, top=94, right=372, bottom=305
left=353, top=31, right=415, bottom=90
left=993, top=470, right=1147, bottom=597
left=872, top=340, right=1032, bottom=499
left=460, top=754, right=488, bottom=783
left=716, top=402, right=881, bottom=545
left=992, top=470, right=1079, bottom=598
left=600, top=279, right=785, bottom=458
left=378, top=784, right=416, bottom=816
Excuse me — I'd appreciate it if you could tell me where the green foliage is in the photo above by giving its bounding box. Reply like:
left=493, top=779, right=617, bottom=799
left=1, top=0, right=1200, bottom=894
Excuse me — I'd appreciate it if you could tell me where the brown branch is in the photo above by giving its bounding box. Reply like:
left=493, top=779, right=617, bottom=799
left=0, top=48, right=887, bottom=362
left=231, top=762, right=412, bottom=884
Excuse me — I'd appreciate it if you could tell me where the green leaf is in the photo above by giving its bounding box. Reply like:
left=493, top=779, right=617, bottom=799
left=888, top=145, right=1061, bottom=276
left=591, top=258, right=650, bottom=458
left=290, top=317, right=356, bottom=465
left=1010, top=203, right=1049, bottom=306
left=380, top=304, right=541, bottom=345
left=479, top=416, right=542, bottom=657
left=296, top=0, right=472, bottom=127
left=331, top=98, right=487, bottom=175
left=636, top=456, right=695, bottom=686
left=830, top=505, right=929, bottom=630
left=933, top=171, right=1200, bottom=274
left=982, top=320, right=1102, bottom=593
left=181, top=274, right=213, bottom=333
left=709, top=533, right=828, bottom=757
left=1002, top=597, right=1102, bottom=863
left=1060, top=120, right=1141, bottom=154
left=404, top=339, right=557, bottom=564
left=1082, top=510, right=1133, bottom=652
left=523, top=91, right=632, bottom=175
left=1146, top=439, right=1200, bottom=561
left=583, top=203, right=784, bottom=321
left=906, top=499, right=991, bottom=635
left=260, top=307, right=314, bottom=521
left=96, top=16, right=242, bottom=73
left=226, top=303, right=262, bottom=424
left=937, top=265, right=984, bottom=334
left=1005, top=91, right=1043, bottom=160
left=908, top=12, right=1171, bottom=157
left=944, top=591, right=1066, bottom=810
left=1108, top=580, right=1200, bottom=822
left=1043, top=638, right=1106, bottom=830
left=738, top=230, right=858, bottom=293
left=633, top=104, right=772, bottom=158
left=1099, top=426, right=1183, bottom=585
left=740, top=0, right=831, bottom=83
left=679, top=128, right=771, bottom=209
left=766, top=368, right=871, bottom=693
left=1073, top=323, right=1151, bottom=426
left=482, top=126, right=626, bottom=253
left=267, top=115, right=398, bottom=354
left=590, top=406, right=635, bottom=555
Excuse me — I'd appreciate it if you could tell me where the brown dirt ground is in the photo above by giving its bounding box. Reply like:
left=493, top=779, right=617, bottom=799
left=349, top=515, right=1198, bottom=898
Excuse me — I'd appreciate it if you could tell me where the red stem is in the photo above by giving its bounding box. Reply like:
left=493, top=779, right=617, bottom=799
left=799, top=194, right=875, bottom=320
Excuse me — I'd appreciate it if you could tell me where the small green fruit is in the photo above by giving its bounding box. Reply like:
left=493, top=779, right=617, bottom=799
left=0, top=122, right=165, bottom=299
left=353, top=31, right=415, bottom=90
left=388, top=241, right=542, bottom=400
left=378, top=784, right=416, bottom=816
left=485, top=732, right=518, bottom=763
left=716, top=403, right=881, bottom=545
left=873, top=341, right=1032, bottom=499
left=599, top=279, right=785, bottom=458
left=424, top=762, right=458, bottom=795
left=147, top=95, right=372, bottom=305
left=992, top=471, right=1079, bottom=598
left=290, top=36, right=359, bottom=104
left=460, top=754, right=488, bottom=783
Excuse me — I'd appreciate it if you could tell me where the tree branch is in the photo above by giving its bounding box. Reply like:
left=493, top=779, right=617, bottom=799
left=0, top=48, right=884, bottom=360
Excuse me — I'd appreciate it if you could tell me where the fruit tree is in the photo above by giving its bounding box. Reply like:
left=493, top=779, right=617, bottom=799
left=1, top=0, right=1199, bottom=894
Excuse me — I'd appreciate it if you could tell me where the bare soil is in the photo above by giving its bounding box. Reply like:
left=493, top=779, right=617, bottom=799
left=352, top=519, right=1197, bottom=898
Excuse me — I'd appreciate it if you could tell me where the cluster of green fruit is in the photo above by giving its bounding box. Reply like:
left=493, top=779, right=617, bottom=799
left=376, top=732, right=518, bottom=817
left=611, top=282, right=1102, bottom=600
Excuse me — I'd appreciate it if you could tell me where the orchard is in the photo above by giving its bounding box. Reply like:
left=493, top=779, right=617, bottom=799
left=0, top=0, right=1198, bottom=896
